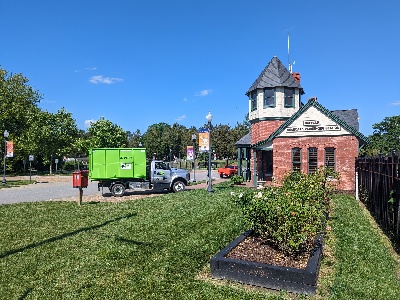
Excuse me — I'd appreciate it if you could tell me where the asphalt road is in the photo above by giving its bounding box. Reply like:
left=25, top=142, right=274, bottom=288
left=0, top=169, right=220, bottom=205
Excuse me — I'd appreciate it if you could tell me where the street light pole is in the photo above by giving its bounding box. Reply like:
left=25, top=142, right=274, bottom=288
left=192, top=133, right=197, bottom=182
left=206, top=111, right=213, bottom=193
left=2, top=130, right=9, bottom=185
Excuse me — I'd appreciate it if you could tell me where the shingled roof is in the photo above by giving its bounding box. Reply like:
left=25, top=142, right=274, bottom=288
left=246, top=56, right=304, bottom=96
left=331, top=109, right=359, bottom=131
left=252, top=99, right=369, bottom=148
left=235, top=132, right=251, bottom=147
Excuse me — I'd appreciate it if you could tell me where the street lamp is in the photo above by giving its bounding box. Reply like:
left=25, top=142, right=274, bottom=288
left=206, top=111, right=213, bottom=192
left=2, top=130, right=9, bottom=185
left=192, top=133, right=197, bottom=182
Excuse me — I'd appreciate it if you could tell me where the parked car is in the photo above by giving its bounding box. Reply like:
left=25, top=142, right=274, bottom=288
left=217, top=165, right=238, bottom=178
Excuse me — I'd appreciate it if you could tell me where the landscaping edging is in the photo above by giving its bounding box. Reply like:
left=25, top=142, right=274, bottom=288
left=210, top=230, right=324, bottom=295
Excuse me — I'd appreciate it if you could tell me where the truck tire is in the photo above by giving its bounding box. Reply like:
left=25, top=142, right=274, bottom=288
left=171, top=180, right=185, bottom=193
left=220, top=173, right=224, bottom=178
left=111, top=183, right=125, bottom=197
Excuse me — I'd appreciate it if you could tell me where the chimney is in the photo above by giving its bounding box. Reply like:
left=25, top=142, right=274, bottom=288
left=308, top=97, right=317, bottom=102
left=291, top=72, right=301, bottom=84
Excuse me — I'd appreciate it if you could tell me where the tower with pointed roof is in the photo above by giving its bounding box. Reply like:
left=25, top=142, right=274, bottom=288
left=246, top=56, right=304, bottom=144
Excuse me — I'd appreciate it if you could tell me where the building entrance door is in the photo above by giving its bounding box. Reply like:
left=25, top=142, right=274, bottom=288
left=259, top=150, right=273, bottom=180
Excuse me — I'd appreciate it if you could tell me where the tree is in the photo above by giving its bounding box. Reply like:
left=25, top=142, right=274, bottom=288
left=127, top=129, right=142, bottom=148
left=86, top=117, right=128, bottom=149
left=0, top=68, right=43, bottom=171
left=0, top=68, right=42, bottom=135
left=142, top=123, right=172, bottom=160
left=363, top=115, right=400, bottom=156
left=17, top=108, right=79, bottom=172
left=212, top=124, right=232, bottom=161
left=165, top=123, right=189, bottom=161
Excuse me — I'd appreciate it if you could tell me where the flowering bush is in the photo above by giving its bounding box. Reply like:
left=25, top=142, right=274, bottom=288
left=231, top=168, right=339, bottom=254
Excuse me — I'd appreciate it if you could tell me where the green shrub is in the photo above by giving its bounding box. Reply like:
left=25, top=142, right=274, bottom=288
left=230, top=175, right=244, bottom=185
left=231, top=168, right=339, bottom=254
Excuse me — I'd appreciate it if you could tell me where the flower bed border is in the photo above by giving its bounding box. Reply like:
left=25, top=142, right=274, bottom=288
left=210, top=230, right=323, bottom=295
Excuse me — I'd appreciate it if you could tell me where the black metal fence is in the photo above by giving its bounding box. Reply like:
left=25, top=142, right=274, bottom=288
left=356, top=153, right=400, bottom=242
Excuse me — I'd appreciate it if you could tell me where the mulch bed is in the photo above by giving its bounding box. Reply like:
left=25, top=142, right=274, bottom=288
left=226, top=234, right=309, bottom=270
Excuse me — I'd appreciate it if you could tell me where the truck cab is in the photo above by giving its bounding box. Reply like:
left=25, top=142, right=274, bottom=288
left=151, top=160, right=188, bottom=192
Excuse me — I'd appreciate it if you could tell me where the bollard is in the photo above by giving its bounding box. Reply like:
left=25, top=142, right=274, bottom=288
left=78, top=187, right=83, bottom=206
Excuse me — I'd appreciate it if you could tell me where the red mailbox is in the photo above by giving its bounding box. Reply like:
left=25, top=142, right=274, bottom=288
left=72, top=170, right=89, bottom=188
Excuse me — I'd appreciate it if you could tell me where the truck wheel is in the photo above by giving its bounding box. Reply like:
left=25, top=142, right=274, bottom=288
left=171, top=181, right=185, bottom=193
left=111, top=183, right=125, bottom=197
left=220, top=173, right=224, bottom=178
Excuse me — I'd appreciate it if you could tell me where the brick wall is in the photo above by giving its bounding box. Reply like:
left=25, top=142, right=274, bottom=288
left=271, top=136, right=359, bottom=191
left=251, top=120, right=285, bottom=144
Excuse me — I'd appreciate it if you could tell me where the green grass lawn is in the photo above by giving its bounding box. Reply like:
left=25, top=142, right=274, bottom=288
left=1, top=184, right=399, bottom=299
left=0, top=180, right=34, bottom=189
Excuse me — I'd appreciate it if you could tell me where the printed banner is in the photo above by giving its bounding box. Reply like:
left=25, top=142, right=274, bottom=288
left=187, top=146, right=194, bottom=161
left=6, top=141, right=13, bottom=158
left=198, top=128, right=209, bottom=152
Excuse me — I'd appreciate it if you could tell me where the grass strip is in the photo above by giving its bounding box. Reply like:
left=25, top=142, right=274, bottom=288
left=0, top=180, right=33, bottom=189
left=327, top=194, right=400, bottom=299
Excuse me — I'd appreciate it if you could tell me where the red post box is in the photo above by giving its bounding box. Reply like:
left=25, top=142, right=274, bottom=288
left=72, top=170, right=89, bottom=188
left=72, top=170, right=82, bottom=188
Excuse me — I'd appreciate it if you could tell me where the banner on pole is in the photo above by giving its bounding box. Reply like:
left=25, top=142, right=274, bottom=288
left=198, top=128, right=209, bottom=152
left=6, top=141, right=13, bottom=158
left=187, top=146, right=194, bottom=161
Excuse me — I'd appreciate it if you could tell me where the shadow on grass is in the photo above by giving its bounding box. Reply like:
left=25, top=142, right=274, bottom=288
left=100, top=190, right=169, bottom=198
left=18, top=287, right=33, bottom=300
left=0, top=213, right=137, bottom=259
left=115, top=236, right=152, bottom=246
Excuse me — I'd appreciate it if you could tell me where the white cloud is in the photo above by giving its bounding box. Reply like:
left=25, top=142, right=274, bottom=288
left=389, top=101, right=400, bottom=106
left=183, top=97, right=187, bottom=101
left=89, top=75, right=123, bottom=84
left=175, top=115, right=187, bottom=121
left=85, top=67, right=97, bottom=71
left=84, top=119, right=96, bottom=128
left=195, top=89, right=212, bottom=97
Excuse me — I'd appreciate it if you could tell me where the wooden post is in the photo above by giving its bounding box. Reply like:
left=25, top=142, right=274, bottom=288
left=78, top=187, right=83, bottom=206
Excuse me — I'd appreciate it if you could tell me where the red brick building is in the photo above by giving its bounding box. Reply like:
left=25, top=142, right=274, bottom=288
left=236, top=56, right=369, bottom=191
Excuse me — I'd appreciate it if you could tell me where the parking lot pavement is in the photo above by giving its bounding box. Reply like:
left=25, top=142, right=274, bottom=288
left=0, top=170, right=230, bottom=205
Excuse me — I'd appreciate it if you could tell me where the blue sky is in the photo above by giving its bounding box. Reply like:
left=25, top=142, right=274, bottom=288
left=1, top=0, right=399, bottom=136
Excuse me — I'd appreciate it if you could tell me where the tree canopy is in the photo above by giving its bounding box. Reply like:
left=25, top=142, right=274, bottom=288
left=363, top=115, right=400, bottom=156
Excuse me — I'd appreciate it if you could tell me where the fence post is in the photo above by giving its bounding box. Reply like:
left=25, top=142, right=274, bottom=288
left=355, top=170, right=359, bottom=200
